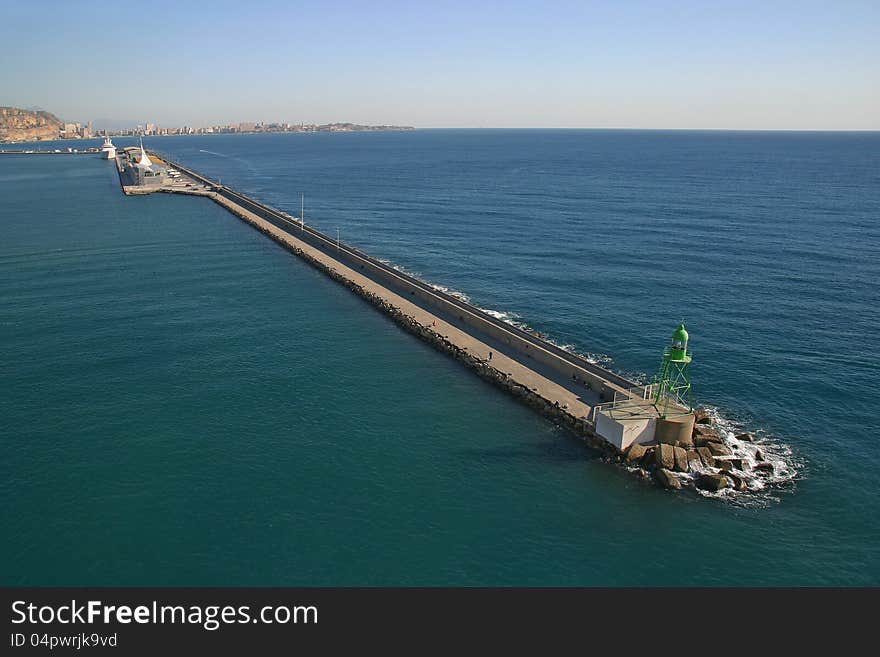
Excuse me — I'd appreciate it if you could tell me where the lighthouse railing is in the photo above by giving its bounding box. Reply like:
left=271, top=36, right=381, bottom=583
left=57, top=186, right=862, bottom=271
left=613, top=383, right=656, bottom=404
left=589, top=382, right=692, bottom=424
left=589, top=384, right=658, bottom=423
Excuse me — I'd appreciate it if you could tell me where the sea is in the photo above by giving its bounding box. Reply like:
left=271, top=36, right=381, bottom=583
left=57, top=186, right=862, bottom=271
left=1, top=130, right=878, bottom=585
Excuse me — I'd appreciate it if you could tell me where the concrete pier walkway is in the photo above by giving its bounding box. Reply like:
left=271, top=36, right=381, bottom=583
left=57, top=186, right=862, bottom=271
left=210, top=191, right=599, bottom=420
left=115, top=152, right=667, bottom=453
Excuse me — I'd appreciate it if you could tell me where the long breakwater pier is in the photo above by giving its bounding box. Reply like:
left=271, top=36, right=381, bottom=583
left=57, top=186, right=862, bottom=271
left=103, top=146, right=762, bottom=494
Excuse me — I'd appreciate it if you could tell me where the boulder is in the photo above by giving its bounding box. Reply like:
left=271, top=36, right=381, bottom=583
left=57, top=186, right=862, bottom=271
left=755, top=449, right=765, bottom=462
left=734, top=432, right=755, bottom=442
left=695, top=447, right=716, bottom=468
left=707, top=442, right=732, bottom=457
left=641, top=446, right=657, bottom=467
left=655, top=443, right=675, bottom=470
left=694, top=434, right=724, bottom=447
left=715, top=459, right=733, bottom=472
left=694, top=409, right=712, bottom=424
left=686, top=450, right=702, bottom=472
left=676, top=433, right=695, bottom=449
left=673, top=446, right=689, bottom=472
left=625, top=443, right=649, bottom=463
left=696, top=473, right=729, bottom=492
left=754, top=462, right=774, bottom=474
left=728, top=458, right=747, bottom=471
left=727, top=472, right=748, bottom=491
left=693, top=424, right=719, bottom=438
left=656, top=468, right=682, bottom=490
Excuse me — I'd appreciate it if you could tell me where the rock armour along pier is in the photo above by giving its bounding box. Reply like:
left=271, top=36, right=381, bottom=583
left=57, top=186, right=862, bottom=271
left=111, top=150, right=773, bottom=495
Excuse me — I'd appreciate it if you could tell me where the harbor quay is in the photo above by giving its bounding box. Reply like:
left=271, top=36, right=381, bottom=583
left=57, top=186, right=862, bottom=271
left=100, top=145, right=762, bottom=494
left=0, top=148, right=102, bottom=154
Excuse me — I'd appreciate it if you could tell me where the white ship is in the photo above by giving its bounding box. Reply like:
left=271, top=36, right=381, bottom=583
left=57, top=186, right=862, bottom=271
left=100, top=136, right=116, bottom=160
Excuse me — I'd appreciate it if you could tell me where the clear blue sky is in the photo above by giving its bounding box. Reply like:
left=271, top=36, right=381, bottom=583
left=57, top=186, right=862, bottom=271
left=3, top=0, right=878, bottom=129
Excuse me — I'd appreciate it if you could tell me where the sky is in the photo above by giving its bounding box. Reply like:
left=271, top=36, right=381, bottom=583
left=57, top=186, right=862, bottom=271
left=2, top=0, right=878, bottom=129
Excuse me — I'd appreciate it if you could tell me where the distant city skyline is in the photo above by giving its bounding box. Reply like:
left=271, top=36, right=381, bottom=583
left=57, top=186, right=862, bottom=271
left=3, top=0, right=878, bottom=130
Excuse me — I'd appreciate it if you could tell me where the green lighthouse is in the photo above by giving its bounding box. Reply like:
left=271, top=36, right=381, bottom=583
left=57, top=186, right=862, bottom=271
left=653, top=322, right=693, bottom=418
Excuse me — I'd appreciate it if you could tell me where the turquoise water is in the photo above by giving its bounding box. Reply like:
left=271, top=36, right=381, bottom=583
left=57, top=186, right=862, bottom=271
left=2, top=131, right=878, bottom=585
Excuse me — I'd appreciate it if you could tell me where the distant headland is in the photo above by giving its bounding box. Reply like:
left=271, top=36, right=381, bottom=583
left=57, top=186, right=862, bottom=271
left=0, top=107, right=64, bottom=143
left=0, top=106, right=414, bottom=143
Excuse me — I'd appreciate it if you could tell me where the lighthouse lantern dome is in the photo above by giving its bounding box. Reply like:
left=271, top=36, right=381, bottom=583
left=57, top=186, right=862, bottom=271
left=669, top=323, right=689, bottom=361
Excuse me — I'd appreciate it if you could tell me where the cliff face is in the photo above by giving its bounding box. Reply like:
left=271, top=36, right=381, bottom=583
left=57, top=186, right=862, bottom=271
left=0, top=107, right=63, bottom=143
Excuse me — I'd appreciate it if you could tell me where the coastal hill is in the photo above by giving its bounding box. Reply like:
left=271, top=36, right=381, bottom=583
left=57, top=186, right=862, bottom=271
left=0, top=107, right=63, bottom=143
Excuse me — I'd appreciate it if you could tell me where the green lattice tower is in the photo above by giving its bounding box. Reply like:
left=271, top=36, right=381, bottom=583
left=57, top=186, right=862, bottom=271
left=653, top=322, right=693, bottom=418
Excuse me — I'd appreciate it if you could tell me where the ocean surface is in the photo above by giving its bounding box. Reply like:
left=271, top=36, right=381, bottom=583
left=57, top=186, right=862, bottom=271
left=1, top=130, right=878, bottom=585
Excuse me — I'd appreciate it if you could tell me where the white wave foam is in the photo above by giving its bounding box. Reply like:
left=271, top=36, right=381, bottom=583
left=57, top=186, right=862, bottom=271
left=430, top=284, right=471, bottom=302
left=685, top=407, right=801, bottom=504
left=381, top=260, right=423, bottom=280
left=478, top=307, right=521, bottom=323
left=620, top=407, right=800, bottom=504
left=470, top=306, right=618, bottom=368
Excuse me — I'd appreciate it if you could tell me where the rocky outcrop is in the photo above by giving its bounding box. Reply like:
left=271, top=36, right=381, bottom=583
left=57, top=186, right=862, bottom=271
left=656, top=468, right=681, bottom=490
left=621, top=406, right=765, bottom=495
left=0, top=107, right=63, bottom=143
left=696, top=473, right=728, bottom=491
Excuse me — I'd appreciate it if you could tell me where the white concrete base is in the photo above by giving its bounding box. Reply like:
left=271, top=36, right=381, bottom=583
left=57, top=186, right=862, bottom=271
left=595, top=410, right=657, bottom=451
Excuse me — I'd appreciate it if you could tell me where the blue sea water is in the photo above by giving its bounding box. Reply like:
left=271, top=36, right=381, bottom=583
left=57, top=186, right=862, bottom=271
left=1, top=130, right=878, bottom=585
